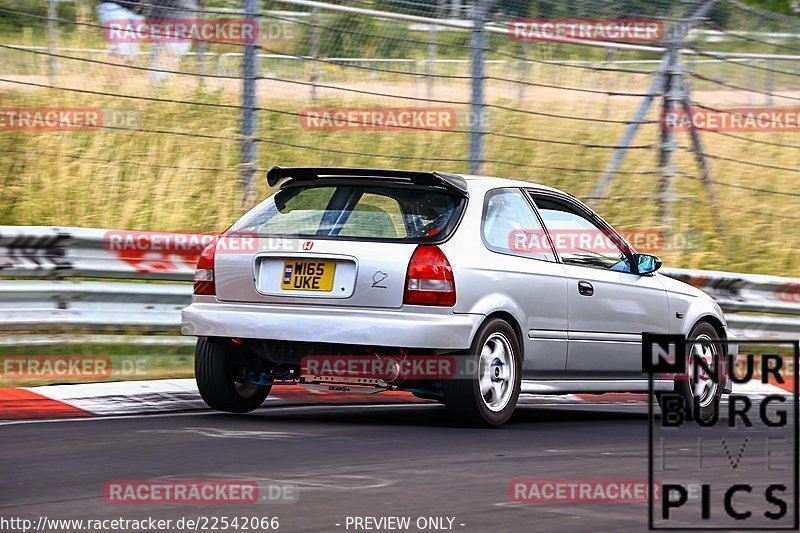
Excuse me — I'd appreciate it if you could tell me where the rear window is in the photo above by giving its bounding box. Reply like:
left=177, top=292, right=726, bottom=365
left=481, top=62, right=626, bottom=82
left=229, top=184, right=464, bottom=242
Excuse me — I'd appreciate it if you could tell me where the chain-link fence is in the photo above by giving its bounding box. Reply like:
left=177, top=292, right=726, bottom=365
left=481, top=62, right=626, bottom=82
left=0, top=0, right=798, bottom=275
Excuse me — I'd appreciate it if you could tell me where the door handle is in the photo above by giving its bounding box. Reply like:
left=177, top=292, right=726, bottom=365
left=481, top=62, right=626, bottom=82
left=578, top=281, right=594, bottom=296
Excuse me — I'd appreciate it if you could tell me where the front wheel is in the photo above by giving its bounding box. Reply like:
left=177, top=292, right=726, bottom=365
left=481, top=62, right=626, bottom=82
left=657, top=322, right=724, bottom=423
left=442, top=318, right=522, bottom=427
left=195, top=338, right=271, bottom=413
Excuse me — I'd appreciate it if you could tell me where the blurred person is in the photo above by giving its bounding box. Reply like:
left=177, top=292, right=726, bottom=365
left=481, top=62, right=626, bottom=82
left=96, top=1, right=145, bottom=64
left=144, top=0, right=200, bottom=85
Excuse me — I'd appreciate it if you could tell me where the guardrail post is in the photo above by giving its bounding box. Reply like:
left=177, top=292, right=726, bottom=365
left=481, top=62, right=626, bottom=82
left=240, top=0, right=261, bottom=204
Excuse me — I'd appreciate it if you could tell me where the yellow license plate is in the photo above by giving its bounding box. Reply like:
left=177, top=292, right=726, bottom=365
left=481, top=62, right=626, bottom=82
left=281, top=260, right=336, bottom=291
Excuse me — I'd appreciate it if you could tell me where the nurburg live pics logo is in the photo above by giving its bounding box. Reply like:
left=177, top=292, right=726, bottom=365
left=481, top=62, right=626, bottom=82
left=643, top=333, right=799, bottom=530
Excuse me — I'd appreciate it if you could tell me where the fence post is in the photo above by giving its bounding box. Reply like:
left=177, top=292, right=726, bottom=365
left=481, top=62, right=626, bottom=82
left=590, top=0, right=716, bottom=205
left=425, top=22, right=437, bottom=100
left=47, top=0, right=57, bottom=83
left=241, top=0, right=261, bottom=204
left=196, top=6, right=207, bottom=89
left=588, top=54, right=668, bottom=204
left=657, top=42, right=680, bottom=229
left=765, top=59, right=774, bottom=106
left=309, top=7, right=321, bottom=102
left=469, top=0, right=493, bottom=175
left=516, top=41, right=528, bottom=105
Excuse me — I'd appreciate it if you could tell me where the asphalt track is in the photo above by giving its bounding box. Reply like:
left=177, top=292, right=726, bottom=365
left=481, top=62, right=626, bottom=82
left=1, top=401, right=797, bottom=533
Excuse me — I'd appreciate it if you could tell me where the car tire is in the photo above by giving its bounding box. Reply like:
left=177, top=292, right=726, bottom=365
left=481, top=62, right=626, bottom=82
left=442, top=318, right=522, bottom=427
left=657, top=321, right=724, bottom=423
left=195, top=338, right=271, bottom=413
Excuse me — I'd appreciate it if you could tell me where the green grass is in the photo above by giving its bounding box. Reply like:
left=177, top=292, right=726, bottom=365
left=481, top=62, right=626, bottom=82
left=0, top=342, right=194, bottom=387
left=2, top=69, right=797, bottom=276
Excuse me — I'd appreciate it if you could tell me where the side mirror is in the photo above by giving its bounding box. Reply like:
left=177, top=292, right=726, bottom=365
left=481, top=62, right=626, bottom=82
left=633, top=254, right=662, bottom=275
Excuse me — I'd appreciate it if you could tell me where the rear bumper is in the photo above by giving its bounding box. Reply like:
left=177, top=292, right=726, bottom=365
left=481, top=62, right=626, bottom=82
left=181, top=300, right=483, bottom=350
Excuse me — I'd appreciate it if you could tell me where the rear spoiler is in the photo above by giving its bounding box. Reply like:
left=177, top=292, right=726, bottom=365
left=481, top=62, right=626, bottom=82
left=266, top=166, right=469, bottom=197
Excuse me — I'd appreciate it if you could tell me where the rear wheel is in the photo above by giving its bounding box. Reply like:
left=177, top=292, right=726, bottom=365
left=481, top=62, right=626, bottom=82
left=195, top=338, right=271, bottom=413
left=443, top=318, right=522, bottom=427
left=657, top=322, right=723, bottom=423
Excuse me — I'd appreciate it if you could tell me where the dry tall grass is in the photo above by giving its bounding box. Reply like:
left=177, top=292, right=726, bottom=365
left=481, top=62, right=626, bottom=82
left=1, top=50, right=798, bottom=276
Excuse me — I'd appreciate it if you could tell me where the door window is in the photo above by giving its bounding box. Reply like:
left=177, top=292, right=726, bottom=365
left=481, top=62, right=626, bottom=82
left=530, top=194, right=632, bottom=272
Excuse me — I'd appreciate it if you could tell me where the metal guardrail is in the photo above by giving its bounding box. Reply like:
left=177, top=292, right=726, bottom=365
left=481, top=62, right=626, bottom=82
left=0, top=280, right=188, bottom=333
left=660, top=267, right=800, bottom=340
left=0, top=226, right=196, bottom=280
left=1, top=226, right=798, bottom=341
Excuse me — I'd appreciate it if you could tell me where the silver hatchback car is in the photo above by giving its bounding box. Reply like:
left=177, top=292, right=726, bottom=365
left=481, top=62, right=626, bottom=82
left=182, top=167, right=731, bottom=426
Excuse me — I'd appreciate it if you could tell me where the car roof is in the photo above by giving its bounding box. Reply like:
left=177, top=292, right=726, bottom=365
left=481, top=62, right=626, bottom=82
left=459, top=174, right=574, bottom=198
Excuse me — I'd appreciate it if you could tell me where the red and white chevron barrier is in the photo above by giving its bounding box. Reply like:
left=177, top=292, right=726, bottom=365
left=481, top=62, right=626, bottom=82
left=0, top=379, right=791, bottom=421
left=0, top=379, right=430, bottom=420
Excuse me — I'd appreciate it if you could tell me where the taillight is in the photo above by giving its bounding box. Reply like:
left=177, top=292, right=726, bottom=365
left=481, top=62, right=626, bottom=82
left=404, top=245, right=456, bottom=306
left=194, top=238, right=216, bottom=295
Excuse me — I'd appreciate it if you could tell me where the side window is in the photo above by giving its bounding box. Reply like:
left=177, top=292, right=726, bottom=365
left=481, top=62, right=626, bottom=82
left=530, top=194, right=631, bottom=272
left=481, top=189, right=555, bottom=262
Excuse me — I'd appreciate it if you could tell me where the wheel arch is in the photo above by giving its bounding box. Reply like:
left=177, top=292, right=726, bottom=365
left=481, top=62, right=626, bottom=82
left=691, top=314, right=727, bottom=341
left=479, top=311, right=525, bottom=362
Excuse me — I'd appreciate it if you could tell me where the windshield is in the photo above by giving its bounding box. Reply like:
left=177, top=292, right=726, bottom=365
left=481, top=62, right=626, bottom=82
left=229, top=184, right=464, bottom=242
